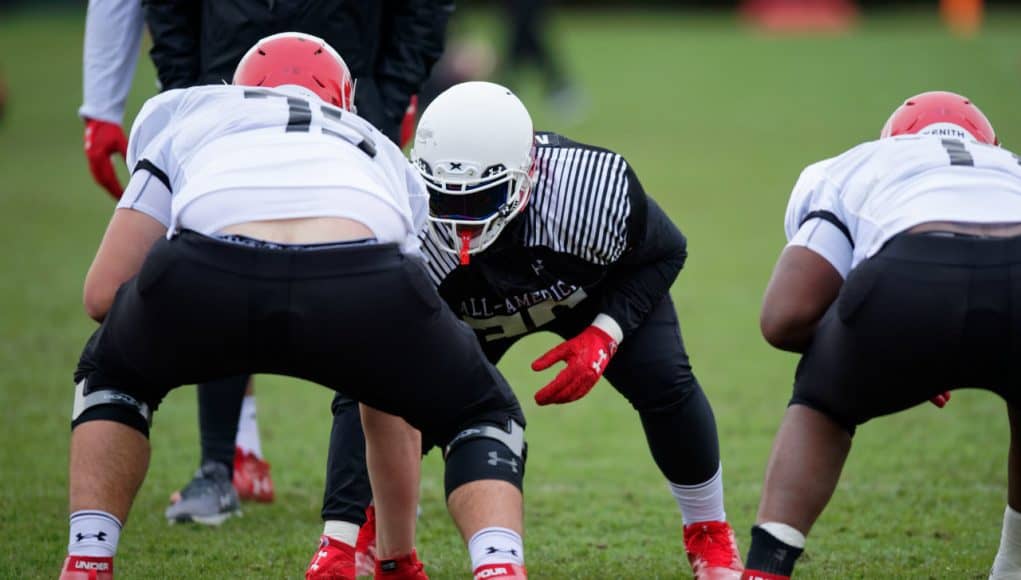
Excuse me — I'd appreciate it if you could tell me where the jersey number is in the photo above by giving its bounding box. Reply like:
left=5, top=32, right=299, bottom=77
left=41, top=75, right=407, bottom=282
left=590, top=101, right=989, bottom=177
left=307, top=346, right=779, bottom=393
left=243, top=89, right=376, bottom=157
left=940, top=138, right=974, bottom=167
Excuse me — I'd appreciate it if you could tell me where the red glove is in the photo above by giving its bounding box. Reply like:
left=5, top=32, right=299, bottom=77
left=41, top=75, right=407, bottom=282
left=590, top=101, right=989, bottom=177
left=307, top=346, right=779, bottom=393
left=930, top=391, right=951, bottom=408
left=399, top=94, right=418, bottom=150
left=84, top=118, right=128, bottom=199
left=531, top=325, right=618, bottom=406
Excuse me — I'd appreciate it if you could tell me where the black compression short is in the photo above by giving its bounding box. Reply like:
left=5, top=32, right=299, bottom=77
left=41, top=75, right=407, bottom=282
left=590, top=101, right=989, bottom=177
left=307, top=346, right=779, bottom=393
left=74, top=231, right=523, bottom=447
left=791, top=232, right=1021, bottom=433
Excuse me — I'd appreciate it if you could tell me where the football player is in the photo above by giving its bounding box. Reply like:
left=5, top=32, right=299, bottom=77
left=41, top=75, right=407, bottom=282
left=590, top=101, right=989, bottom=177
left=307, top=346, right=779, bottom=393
left=61, top=34, right=527, bottom=580
left=742, top=91, right=1021, bottom=579
left=308, top=81, right=743, bottom=580
left=78, top=0, right=450, bottom=524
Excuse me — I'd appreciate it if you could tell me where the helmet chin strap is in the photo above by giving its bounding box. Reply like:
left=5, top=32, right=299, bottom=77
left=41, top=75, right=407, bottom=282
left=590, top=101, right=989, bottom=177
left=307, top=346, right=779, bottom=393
left=459, top=229, right=473, bottom=265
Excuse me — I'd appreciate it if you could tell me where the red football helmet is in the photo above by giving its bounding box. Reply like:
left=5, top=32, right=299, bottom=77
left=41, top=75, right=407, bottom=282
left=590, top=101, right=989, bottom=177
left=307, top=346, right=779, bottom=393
left=233, top=32, right=354, bottom=111
left=880, top=90, right=997, bottom=145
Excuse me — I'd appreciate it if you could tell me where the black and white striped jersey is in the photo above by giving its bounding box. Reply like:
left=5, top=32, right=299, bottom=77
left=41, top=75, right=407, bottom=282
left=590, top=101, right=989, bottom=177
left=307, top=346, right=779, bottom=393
left=418, top=132, right=688, bottom=344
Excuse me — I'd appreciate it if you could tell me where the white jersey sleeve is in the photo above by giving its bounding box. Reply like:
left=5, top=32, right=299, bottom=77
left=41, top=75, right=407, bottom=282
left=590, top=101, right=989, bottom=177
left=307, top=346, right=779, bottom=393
left=125, top=89, right=187, bottom=191
left=783, top=156, right=855, bottom=277
left=79, top=0, right=144, bottom=124
left=116, top=170, right=173, bottom=228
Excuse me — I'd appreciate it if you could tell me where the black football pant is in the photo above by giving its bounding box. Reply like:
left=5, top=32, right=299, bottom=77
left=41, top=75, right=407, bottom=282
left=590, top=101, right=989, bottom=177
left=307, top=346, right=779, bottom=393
left=321, top=294, right=721, bottom=524
left=74, top=232, right=524, bottom=455
left=196, top=375, right=249, bottom=474
left=792, top=232, right=1021, bottom=434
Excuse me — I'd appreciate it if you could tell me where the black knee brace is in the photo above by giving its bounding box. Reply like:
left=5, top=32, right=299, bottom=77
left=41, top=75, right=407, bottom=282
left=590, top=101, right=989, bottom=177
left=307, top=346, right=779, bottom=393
left=71, top=378, right=153, bottom=437
left=442, top=419, right=526, bottom=497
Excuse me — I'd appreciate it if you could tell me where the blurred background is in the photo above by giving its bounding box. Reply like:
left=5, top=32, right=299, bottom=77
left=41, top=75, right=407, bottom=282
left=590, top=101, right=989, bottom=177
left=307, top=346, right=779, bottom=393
left=2, top=0, right=1020, bottom=577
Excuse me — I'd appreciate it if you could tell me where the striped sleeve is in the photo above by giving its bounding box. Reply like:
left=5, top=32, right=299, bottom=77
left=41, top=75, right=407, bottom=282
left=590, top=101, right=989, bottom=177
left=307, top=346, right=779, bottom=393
left=523, top=145, right=632, bottom=265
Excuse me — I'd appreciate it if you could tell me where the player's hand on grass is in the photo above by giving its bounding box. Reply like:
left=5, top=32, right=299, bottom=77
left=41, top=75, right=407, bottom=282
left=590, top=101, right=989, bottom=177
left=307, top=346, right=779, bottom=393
left=531, top=325, right=618, bottom=405
left=930, top=391, right=951, bottom=408
left=84, top=118, right=128, bottom=199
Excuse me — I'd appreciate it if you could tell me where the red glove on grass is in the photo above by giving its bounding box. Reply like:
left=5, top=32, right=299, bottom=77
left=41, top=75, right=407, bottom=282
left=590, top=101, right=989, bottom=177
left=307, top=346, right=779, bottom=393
left=84, top=118, right=128, bottom=199
left=531, top=325, right=618, bottom=406
left=930, top=391, right=951, bottom=408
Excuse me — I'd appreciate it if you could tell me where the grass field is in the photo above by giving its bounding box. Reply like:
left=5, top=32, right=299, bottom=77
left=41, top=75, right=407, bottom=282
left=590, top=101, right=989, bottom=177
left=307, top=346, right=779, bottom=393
left=2, top=6, right=1021, bottom=579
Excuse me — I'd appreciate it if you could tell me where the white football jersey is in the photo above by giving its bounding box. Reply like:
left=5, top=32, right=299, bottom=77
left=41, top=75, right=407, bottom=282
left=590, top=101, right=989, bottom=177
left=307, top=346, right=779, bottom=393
left=119, top=84, right=428, bottom=255
left=785, top=133, right=1021, bottom=276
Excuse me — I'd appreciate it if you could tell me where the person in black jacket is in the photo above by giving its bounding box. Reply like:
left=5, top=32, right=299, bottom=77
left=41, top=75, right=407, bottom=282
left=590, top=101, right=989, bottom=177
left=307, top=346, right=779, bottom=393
left=308, top=81, right=746, bottom=580
left=132, top=0, right=454, bottom=527
left=143, top=0, right=450, bottom=142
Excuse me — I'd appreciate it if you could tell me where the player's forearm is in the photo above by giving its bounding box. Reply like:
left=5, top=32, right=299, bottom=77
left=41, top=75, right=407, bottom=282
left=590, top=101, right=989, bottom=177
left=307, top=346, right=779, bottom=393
left=80, top=0, right=144, bottom=124
left=598, top=249, right=686, bottom=338
left=598, top=199, right=687, bottom=337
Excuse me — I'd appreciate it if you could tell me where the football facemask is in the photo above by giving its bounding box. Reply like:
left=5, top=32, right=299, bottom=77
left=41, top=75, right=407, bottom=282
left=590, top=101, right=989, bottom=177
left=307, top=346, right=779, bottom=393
left=419, top=160, right=534, bottom=262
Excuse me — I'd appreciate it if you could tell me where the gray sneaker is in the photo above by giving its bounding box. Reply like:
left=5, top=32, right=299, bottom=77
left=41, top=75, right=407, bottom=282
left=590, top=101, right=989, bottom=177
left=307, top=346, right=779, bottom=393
left=164, top=462, right=241, bottom=526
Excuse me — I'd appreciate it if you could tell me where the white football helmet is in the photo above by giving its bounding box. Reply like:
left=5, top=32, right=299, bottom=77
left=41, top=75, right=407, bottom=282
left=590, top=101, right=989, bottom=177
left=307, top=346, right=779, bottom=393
left=411, top=81, right=535, bottom=259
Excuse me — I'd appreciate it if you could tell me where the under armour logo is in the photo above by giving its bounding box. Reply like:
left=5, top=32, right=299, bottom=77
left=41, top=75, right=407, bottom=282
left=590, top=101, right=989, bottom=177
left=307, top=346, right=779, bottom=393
left=219, top=494, right=233, bottom=509
left=449, top=162, right=463, bottom=170
left=75, top=531, right=107, bottom=543
left=308, top=549, right=329, bottom=571
left=531, top=259, right=544, bottom=275
left=591, top=349, right=609, bottom=373
left=485, top=546, right=519, bottom=557
left=487, top=451, right=519, bottom=473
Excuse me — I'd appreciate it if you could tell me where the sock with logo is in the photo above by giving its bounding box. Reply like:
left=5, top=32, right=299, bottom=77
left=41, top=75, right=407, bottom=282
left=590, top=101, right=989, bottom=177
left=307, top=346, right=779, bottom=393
left=235, top=393, right=263, bottom=458
left=744, top=523, right=805, bottom=579
left=469, top=527, right=525, bottom=572
left=68, top=510, right=121, bottom=557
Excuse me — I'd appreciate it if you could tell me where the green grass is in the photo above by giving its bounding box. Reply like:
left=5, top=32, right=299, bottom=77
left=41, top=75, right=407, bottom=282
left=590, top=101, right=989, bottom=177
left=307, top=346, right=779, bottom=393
left=2, top=6, right=1021, bottom=578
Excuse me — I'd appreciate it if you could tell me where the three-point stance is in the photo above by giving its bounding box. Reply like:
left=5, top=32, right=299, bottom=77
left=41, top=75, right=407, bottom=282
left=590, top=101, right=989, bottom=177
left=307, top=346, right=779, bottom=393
left=743, top=91, right=1021, bottom=579
left=308, top=82, right=743, bottom=580
left=60, top=34, right=527, bottom=580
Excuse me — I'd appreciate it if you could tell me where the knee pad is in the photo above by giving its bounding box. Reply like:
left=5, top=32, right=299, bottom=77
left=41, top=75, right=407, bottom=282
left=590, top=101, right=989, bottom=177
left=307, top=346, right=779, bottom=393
left=442, top=419, right=526, bottom=497
left=71, top=378, right=153, bottom=437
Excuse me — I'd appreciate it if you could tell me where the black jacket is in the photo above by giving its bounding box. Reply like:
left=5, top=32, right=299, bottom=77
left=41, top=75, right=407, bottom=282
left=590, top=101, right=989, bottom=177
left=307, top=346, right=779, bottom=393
left=142, top=0, right=453, bottom=143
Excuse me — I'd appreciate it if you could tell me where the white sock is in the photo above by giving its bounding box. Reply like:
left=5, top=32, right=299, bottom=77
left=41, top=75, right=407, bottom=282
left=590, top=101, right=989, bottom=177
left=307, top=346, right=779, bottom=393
left=235, top=394, right=263, bottom=458
left=68, top=510, right=122, bottom=557
left=323, top=520, right=360, bottom=546
left=759, top=521, right=806, bottom=549
left=991, top=505, right=1021, bottom=579
left=669, top=463, right=727, bottom=525
left=468, top=527, right=524, bottom=569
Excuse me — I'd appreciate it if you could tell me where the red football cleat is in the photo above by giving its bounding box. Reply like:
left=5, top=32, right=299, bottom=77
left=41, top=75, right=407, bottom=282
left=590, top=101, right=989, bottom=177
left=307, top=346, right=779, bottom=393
left=375, top=549, right=428, bottom=579
left=59, top=556, right=113, bottom=580
left=741, top=571, right=790, bottom=580
left=232, top=446, right=274, bottom=503
left=355, top=504, right=377, bottom=576
left=305, top=535, right=356, bottom=580
left=473, top=563, right=528, bottom=579
left=684, top=520, right=744, bottom=580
